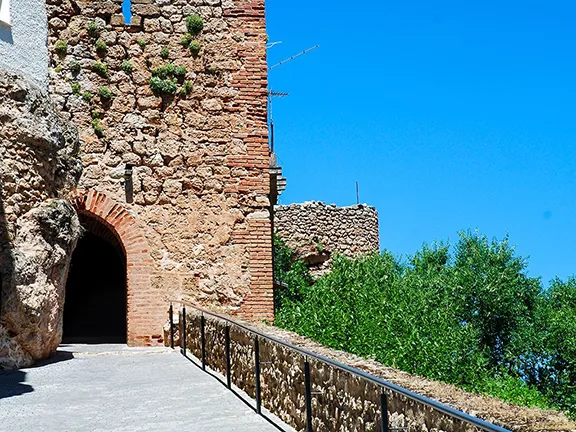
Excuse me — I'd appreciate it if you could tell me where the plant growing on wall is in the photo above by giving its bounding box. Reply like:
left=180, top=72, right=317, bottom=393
left=149, top=76, right=178, bottom=95
left=188, top=40, right=201, bottom=57
left=206, top=65, right=219, bottom=75
left=186, top=14, right=203, bottom=35
left=91, top=110, right=104, bottom=137
left=121, top=60, right=134, bottom=74
left=179, top=80, right=193, bottom=96
left=92, top=119, right=104, bottom=136
left=98, top=86, right=113, bottom=99
left=95, top=39, right=107, bottom=55
left=148, top=63, right=190, bottom=96
left=180, top=14, right=203, bottom=57
left=174, top=65, right=187, bottom=77
left=71, top=83, right=81, bottom=95
left=180, top=33, right=193, bottom=48
left=54, top=40, right=68, bottom=55
left=91, top=61, right=108, bottom=78
left=87, top=21, right=101, bottom=38
left=82, top=92, right=93, bottom=101
left=68, top=60, right=81, bottom=73
left=151, top=63, right=176, bottom=78
left=160, top=47, right=170, bottom=59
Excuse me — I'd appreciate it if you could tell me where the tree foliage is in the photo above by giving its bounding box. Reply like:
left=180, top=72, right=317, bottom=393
left=274, top=231, right=576, bottom=417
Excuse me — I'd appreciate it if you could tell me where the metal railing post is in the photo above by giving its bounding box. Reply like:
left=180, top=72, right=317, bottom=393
left=181, top=306, right=187, bottom=355
left=169, top=303, right=174, bottom=349
left=380, top=391, right=389, bottom=432
left=304, top=358, right=313, bottom=432
left=200, top=314, right=206, bottom=371
left=254, top=336, right=262, bottom=414
left=225, top=324, right=231, bottom=389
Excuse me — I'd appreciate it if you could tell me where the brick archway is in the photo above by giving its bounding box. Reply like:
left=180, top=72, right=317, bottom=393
left=71, top=190, right=162, bottom=346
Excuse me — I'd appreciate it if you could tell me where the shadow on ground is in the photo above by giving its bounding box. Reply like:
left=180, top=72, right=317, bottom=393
left=30, top=349, right=74, bottom=368
left=0, top=370, right=33, bottom=399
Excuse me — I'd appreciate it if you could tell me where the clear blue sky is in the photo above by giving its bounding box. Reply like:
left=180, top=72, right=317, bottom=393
left=266, top=0, right=576, bottom=286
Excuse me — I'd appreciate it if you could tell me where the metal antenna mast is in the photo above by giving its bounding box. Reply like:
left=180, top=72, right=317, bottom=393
left=267, top=44, right=320, bottom=151
left=267, top=90, right=289, bottom=152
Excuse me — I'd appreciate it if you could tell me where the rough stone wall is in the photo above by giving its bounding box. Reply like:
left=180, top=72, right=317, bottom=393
left=181, top=309, right=487, bottom=432
left=46, top=0, right=273, bottom=339
left=0, top=0, right=50, bottom=88
left=0, top=70, right=82, bottom=368
left=275, top=202, right=379, bottom=272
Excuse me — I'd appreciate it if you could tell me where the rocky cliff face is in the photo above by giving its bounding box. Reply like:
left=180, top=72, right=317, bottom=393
left=0, top=70, right=82, bottom=368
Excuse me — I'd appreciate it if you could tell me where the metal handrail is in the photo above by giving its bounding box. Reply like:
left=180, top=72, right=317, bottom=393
left=170, top=299, right=511, bottom=432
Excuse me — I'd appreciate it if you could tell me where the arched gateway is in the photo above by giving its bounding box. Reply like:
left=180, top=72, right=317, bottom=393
left=67, top=190, right=163, bottom=346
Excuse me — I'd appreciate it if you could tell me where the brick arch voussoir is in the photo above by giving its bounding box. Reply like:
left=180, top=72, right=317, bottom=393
left=71, top=190, right=150, bottom=261
left=70, top=189, right=158, bottom=346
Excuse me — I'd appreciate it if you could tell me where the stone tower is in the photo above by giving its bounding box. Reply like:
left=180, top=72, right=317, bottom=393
left=1, top=0, right=273, bottom=359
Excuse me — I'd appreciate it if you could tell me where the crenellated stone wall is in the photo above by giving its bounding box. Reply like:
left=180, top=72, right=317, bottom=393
left=274, top=202, right=379, bottom=273
left=45, top=0, right=273, bottom=342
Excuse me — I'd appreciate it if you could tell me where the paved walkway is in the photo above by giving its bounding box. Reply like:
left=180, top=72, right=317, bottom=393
left=0, top=344, right=292, bottom=432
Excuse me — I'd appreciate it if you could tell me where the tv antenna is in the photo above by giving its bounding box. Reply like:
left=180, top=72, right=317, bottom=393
left=268, top=45, right=320, bottom=71
left=266, top=41, right=283, bottom=49
left=267, top=45, right=319, bottom=151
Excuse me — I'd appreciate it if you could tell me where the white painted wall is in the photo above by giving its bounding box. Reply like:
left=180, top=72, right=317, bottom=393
left=0, top=0, right=11, bottom=25
left=0, top=0, right=48, bottom=88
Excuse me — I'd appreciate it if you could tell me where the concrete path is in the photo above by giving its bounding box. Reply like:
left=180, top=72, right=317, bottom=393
left=0, top=344, right=292, bottom=432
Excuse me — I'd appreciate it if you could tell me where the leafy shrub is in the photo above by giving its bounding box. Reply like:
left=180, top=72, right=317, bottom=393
left=529, top=277, right=576, bottom=415
left=121, top=60, right=134, bottom=74
left=186, top=14, right=203, bottom=35
left=274, top=231, right=575, bottom=416
left=54, top=40, right=68, bottom=55
left=91, top=61, right=108, bottom=77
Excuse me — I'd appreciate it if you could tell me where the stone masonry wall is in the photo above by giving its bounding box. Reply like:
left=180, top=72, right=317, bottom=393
left=46, top=0, right=273, bottom=342
left=180, top=308, right=488, bottom=432
left=275, top=202, right=379, bottom=272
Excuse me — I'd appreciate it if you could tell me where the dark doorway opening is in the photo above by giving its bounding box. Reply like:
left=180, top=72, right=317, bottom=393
left=63, top=217, right=127, bottom=343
